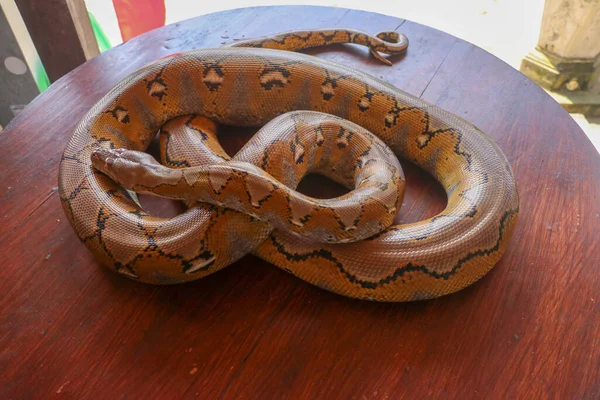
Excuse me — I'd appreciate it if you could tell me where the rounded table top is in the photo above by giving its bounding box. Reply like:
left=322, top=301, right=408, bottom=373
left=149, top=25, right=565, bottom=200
left=1, top=6, right=598, bottom=399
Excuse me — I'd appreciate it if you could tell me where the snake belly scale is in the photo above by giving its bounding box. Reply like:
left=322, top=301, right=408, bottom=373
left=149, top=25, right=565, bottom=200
left=58, top=28, right=519, bottom=301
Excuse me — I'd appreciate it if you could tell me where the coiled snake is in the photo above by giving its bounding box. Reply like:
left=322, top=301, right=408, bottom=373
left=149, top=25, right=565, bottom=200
left=58, top=29, right=519, bottom=301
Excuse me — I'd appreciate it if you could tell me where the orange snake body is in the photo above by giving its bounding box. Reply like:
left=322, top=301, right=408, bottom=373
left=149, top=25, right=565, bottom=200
left=58, top=29, right=519, bottom=301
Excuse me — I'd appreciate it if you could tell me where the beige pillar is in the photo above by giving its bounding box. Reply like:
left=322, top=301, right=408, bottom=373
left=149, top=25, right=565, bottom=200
left=521, top=0, right=600, bottom=92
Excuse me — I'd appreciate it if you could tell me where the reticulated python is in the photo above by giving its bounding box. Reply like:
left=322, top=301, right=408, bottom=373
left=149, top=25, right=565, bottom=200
left=58, top=28, right=519, bottom=301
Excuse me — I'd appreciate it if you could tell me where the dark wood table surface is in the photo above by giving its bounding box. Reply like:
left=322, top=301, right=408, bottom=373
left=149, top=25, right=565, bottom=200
left=1, top=6, right=599, bottom=399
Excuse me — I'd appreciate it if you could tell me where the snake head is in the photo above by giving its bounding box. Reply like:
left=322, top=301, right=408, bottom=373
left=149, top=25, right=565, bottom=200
left=91, top=148, right=165, bottom=190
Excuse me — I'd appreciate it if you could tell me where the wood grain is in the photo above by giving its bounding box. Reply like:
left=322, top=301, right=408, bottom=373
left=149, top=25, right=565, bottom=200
left=0, top=6, right=598, bottom=399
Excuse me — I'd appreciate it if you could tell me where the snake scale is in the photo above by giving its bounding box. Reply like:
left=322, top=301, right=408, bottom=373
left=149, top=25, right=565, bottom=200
left=58, top=28, right=519, bottom=301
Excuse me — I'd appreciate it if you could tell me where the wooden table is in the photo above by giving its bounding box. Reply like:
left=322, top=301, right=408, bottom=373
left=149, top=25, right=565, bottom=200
left=1, top=6, right=599, bottom=399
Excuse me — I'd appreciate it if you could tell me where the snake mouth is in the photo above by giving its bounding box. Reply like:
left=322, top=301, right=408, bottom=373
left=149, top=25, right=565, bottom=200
left=91, top=149, right=115, bottom=173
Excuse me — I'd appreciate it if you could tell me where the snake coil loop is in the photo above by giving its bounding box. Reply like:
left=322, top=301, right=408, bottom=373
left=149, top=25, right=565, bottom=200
left=58, top=29, right=518, bottom=301
left=91, top=112, right=405, bottom=244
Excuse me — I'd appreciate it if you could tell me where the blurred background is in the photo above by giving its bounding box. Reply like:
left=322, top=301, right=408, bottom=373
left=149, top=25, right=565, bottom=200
left=1, top=0, right=598, bottom=151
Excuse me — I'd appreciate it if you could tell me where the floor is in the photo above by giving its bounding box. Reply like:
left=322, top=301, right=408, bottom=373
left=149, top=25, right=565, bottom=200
left=572, top=115, right=600, bottom=152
